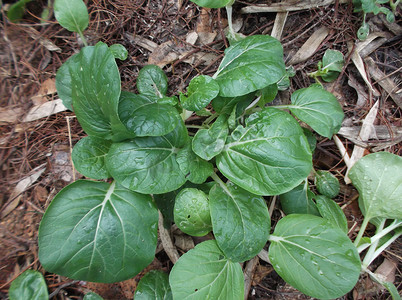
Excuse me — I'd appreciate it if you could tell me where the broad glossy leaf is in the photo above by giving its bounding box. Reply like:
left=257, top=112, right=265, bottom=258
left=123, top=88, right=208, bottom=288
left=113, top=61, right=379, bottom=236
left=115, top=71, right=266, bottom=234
left=174, top=188, right=212, bottom=236
left=269, top=214, right=361, bottom=299
left=214, top=35, right=286, bottom=97
left=69, top=42, right=127, bottom=140
left=118, top=91, right=180, bottom=137
left=192, top=114, right=228, bottom=161
left=56, top=53, right=80, bottom=110
left=279, top=182, right=320, bottom=216
left=209, top=182, right=270, bottom=262
left=106, top=121, right=188, bottom=194
left=211, top=94, right=253, bottom=115
left=349, top=152, right=402, bottom=220
left=72, top=136, right=111, bottom=179
left=189, top=0, right=233, bottom=8
left=83, top=292, right=103, bottom=300
left=109, top=43, right=128, bottom=61
left=137, top=65, right=168, bottom=99
left=134, top=270, right=172, bottom=300
left=315, top=195, right=348, bottom=233
left=290, top=86, right=344, bottom=138
left=54, top=0, right=88, bottom=33
left=180, top=75, right=219, bottom=111
left=217, top=107, right=312, bottom=196
left=38, top=180, right=158, bottom=283
left=315, top=170, right=340, bottom=198
left=9, top=270, right=48, bottom=300
left=176, top=141, right=213, bottom=184
left=169, top=240, right=244, bottom=300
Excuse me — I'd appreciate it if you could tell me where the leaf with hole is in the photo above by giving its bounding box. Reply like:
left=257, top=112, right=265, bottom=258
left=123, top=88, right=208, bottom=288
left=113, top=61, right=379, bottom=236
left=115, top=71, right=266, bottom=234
left=38, top=180, right=158, bottom=283
left=209, top=182, right=270, bottom=262
left=269, top=214, right=361, bottom=299
left=169, top=240, right=244, bottom=300
left=214, top=35, right=286, bottom=97
left=349, top=152, right=402, bottom=220
left=217, top=107, right=312, bottom=196
left=290, top=86, right=344, bottom=138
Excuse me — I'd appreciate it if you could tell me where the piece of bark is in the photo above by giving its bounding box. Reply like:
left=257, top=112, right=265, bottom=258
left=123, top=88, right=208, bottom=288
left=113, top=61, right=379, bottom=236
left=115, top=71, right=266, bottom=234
left=241, top=0, right=348, bottom=13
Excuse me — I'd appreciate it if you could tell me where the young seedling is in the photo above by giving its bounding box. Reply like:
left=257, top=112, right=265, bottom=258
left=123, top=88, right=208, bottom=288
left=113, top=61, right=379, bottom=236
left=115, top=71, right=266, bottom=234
left=309, top=49, right=344, bottom=83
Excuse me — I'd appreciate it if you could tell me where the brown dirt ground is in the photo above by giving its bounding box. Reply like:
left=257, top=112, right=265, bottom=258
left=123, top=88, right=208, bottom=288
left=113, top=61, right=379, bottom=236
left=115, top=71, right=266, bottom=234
left=0, top=0, right=401, bottom=299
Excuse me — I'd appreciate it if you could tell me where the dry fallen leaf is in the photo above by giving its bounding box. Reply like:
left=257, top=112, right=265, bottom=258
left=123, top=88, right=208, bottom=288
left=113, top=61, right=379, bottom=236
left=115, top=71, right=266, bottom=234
left=23, top=99, right=68, bottom=122
left=31, top=78, right=57, bottom=105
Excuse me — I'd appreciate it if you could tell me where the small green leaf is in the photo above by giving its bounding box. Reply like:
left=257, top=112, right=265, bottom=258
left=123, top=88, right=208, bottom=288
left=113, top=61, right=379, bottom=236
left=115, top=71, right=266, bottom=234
left=137, top=65, right=168, bottom=99
left=357, top=22, right=370, bottom=40
left=217, top=107, right=312, bottom=196
left=315, top=170, right=340, bottom=198
left=83, top=292, right=103, bottom=300
left=257, top=84, right=278, bottom=107
left=192, top=114, right=228, bottom=161
left=109, top=44, right=128, bottom=61
left=269, top=214, right=361, bottom=299
left=209, top=182, right=270, bottom=262
left=290, top=86, right=344, bottom=138
left=321, top=49, right=344, bottom=82
left=211, top=94, right=253, bottom=115
left=134, top=270, right=172, bottom=300
left=9, top=270, right=48, bottom=300
left=302, top=128, right=317, bottom=152
left=214, top=35, right=286, bottom=97
left=72, top=136, right=112, bottom=180
left=7, top=0, right=32, bottom=23
left=176, top=141, right=214, bottom=184
left=189, top=0, right=233, bottom=8
left=180, top=75, right=219, bottom=111
left=55, top=53, right=79, bottom=110
left=169, top=240, right=244, bottom=300
left=38, top=181, right=158, bottom=283
left=382, top=281, right=401, bottom=300
left=349, top=152, right=402, bottom=220
left=315, top=195, right=348, bottom=234
left=118, top=91, right=180, bottom=137
left=174, top=188, right=212, bottom=236
left=54, top=0, right=89, bottom=33
left=279, top=182, right=320, bottom=216
left=106, top=121, right=188, bottom=194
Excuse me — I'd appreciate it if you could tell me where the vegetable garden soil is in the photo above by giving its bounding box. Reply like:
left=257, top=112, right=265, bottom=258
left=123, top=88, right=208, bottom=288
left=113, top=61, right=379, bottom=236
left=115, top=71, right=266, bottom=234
left=0, top=0, right=401, bottom=299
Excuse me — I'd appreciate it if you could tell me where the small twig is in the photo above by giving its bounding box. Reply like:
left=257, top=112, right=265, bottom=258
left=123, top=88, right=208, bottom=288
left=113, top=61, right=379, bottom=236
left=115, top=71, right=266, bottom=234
left=66, top=116, right=76, bottom=182
left=158, top=211, right=180, bottom=264
left=243, top=256, right=259, bottom=300
left=48, top=280, right=80, bottom=299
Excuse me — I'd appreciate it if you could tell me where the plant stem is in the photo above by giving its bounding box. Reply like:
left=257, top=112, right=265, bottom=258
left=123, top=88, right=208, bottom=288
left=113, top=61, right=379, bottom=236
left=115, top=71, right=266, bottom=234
left=353, top=216, right=370, bottom=247
left=203, top=113, right=218, bottom=126
left=77, top=29, right=88, bottom=47
left=226, top=5, right=235, bottom=40
left=361, top=219, right=385, bottom=266
left=210, top=171, right=231, bottom=196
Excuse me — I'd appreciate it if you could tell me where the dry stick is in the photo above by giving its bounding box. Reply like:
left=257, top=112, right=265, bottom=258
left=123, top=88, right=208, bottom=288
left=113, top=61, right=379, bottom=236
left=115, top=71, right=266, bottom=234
left=158, top=211, right=180, bottom=264
left=66, top=116, right=76, bottom=182
left=243, top=256, right=259, bottom=300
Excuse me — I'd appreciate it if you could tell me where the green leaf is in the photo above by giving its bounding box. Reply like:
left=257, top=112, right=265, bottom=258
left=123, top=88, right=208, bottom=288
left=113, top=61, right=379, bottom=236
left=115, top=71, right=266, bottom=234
left=315, top=170, right=340, bottom=198
left=279, top=182, right=320, bottom=216
left=357, top=22, right=370, bottom=40
left=56, top=53, right=79, bottom=110
left=83, top=292, right=103, bottom=300
left=8, top=270, right=48, bottom=300
left=7, top=0, right=32, bottom=23
left=211, top=94, right=253, bottom=115
left=174, top=188, right=212, bottom=236
left=118, top=91, right=180, bottom=137
left=68, top=42, right=131, bottom=141
left=109, top=44, right=128, bottom=61
left=54, top=0, right=89, bottom=33
left=214, top=35, right=286, bottom=97
left=137, top=65, right=168, bottom=99
left=302, top=128, right=317, bottom=153
left=382, top=281, right=401, bottom=300
left=169, top=240, right=244, bottom=300
left=290, top=86, right=344, bottom=138
left=72, top=136, right=112, bottom=180
left=38, top=180, right=158, bottom=283
left=315, top=195, right=348, bottom=234
left=257, top=84, right=278, bottom=107
left=322, top=50, right=344, bottom=71
left=269, top=214, right=361, bottom=299
left=192, top=114, right=228, bottom=161
left=217, top=107, right=312, bottom=196
left=189, top=0, right=233, bottom=8
left=106, top=121, right=188, bottom=194
left=176, top=141, right=214, bottom=184
left=209, top=182, right=270, bottom=262
left=134, top=270, right=172, bottom=300
left=180, top=75, right=219, bottom=111
left=349, top=152, right=402, bottom=220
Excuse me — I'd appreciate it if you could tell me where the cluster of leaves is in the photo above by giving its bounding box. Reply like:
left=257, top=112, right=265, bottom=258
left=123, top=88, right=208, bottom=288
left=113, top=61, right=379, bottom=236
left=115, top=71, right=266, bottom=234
left=309, top=49, right=344, bottom=83
left=353, top=0, right=400, bottom=40
left=8, top=0, right=402, bottom=299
